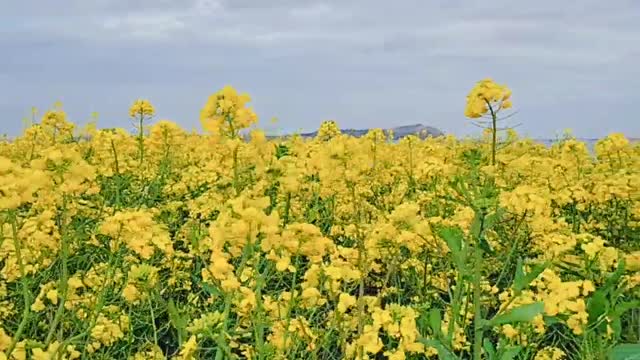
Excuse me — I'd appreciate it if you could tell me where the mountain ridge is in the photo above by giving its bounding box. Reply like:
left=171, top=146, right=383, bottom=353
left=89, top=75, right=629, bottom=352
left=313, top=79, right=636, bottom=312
left=265, top=123, right=444, bottom=140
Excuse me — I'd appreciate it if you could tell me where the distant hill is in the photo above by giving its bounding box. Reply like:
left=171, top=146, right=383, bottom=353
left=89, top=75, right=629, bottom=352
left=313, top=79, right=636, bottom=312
left=267, top=123, right=444, bottom=140
left=535, top=137, right=639, bottom=152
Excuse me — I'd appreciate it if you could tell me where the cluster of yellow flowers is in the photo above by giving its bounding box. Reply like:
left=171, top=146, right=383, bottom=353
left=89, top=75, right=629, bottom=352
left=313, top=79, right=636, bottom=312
left=0, top=157, right=47, bottom=210
left=317, top=120, right=342, bottom=141
left=0, top=85, right=638, bottom=359
left=200, top=85, right=258, bottom=138
left=464, top=78, right=512, bottom=118
left=99, top=210, right=174, bottom=259
left=40, top=103, right=75, bottom=142
left=129, top=99, right=156, bottom=119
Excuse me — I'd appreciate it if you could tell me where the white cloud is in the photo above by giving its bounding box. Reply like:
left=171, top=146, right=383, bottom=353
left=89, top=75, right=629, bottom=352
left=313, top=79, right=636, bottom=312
left=289, top=3, right=335, bottom=19
left=0, top=0, right=638, bottom=137
left=194, top=0, right=224, bottom=14
left=102, top=13, right=186, bottom=40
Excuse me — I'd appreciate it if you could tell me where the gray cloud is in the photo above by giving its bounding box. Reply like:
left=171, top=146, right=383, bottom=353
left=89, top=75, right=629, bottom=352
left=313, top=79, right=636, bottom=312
left=1, top=0, right=638, bottom=138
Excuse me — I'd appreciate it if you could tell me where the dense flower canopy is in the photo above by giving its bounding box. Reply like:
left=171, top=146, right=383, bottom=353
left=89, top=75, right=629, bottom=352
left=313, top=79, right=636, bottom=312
left=0, top=86, right=638, bottom=360
left=200, top=85, right=258, bottom=138
left=129, top=99, right=156, bottom=119
left=465, top=78, right=513, bottom=118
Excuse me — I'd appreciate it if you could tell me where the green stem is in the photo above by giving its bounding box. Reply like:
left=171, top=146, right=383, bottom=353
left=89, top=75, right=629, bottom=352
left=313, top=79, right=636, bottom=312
left=214, top=243, right=254, bottom=360
left=283, top=250, right=303, bottom=359
left=471, top=210, right=487, bottom=360
left=372, top=138, right=377, bottom=170
left=148, top=296, right=159, bottom=349
left=138, top=115, right=145, bottom=166
left=422, top=252, right=429, bottom=297
left=77, top=254, right=121, bottom=359
left=110, top=139, right=120, bottom=175
left=232, top=145, right=240, bottom=195
left=227, top=114, right=237, bottom=140
left=283, top=192, right=292, bottom=227
left=447, top=270, right=464, bottom=347
left=494, top=211, right=527, bottom=288
left=45, top=197, right=71, bottom=346
left=28, top=132, right=37, bottom=162
left=356, top=232, right=366, bottom=359
left=214, top=300, right=233, bottom=360
left=472, top=244, right=484, bottom=360
left=253, top=267, right=267, bottom=360
left=486, top=100, right=498, bottom=166
left=110, top=139, right=122, bottom=212
left=6, top=212, right=32, bottom=357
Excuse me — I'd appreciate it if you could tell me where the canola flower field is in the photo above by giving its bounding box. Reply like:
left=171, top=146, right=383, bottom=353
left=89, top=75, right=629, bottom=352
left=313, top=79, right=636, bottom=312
left=0, top=81, right=639, bottom=360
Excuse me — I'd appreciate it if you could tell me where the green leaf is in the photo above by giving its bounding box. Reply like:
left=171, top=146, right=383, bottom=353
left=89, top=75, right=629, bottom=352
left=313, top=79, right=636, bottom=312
left=588, top=259, right=626, bottom=325
left=500, top=346, right=522, bottom=360
left=611, top=317, right=622, bottom=340
left=613, top=301, right=640, bottom=317
left=438, top=226, right=466, bottom=272
left=471, top=210, right=500, bottom=256
left=274, top=144, right=290, bottom=159
left=470, top=212, right=483, bottom=240
left=483, top=339, right=497, bottom=360
left=418, top=338, right=457, bottom=360
left=167, top=299, right=187, bottom=342
left=439, top=227, right=463, bottom=253
left=479, top=236, right=495, bottom=255
left=201, top=282, right=221, bottom=297
left=513, top=258, right=525, bottom=291
left=603, top=297, right=639, bottom=340
left=587, top=290, right=609, bottom=325
left=613, top=300, right=640, bottom=316
left=428, top=308, right=443, bottom=339
left=600, top=258, right=626, bottom=295
left=513, top=260, right=548, bottom=294
left=485, top=208, right=505, bottom=229
left=609, top=344, right=640, bottom=360
left=486, top=302, right=545, bottom=327
left=543, top=315, right=561, bottom=326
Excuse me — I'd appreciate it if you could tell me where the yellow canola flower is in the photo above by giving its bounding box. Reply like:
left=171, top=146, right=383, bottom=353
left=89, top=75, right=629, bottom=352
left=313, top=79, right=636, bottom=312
left=0, top=82, right=637, bottom=359
left=534, top=347, right=566, bottom=360
left=0, top=157, right=49, bottom=210
left=99, top=210, right=173, bottom=259
left=129, top=99, right=155, bottom=119
left=465, top=78, right=512, bottom=118
left=177, top=335, right=198, bottom=360
left=317, top=120, right=342, bottom=141
left=337, top=293, right=357, bottom=313
left=200, top=85, right=257, bottom=138
left=0, top=329, right=11, bottom=353
left=31, top=342, right=61, bottom=360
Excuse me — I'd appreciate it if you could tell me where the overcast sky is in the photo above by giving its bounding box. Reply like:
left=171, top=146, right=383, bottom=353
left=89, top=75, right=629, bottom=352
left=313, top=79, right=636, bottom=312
left=1, top=0, right=638, bottom=138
